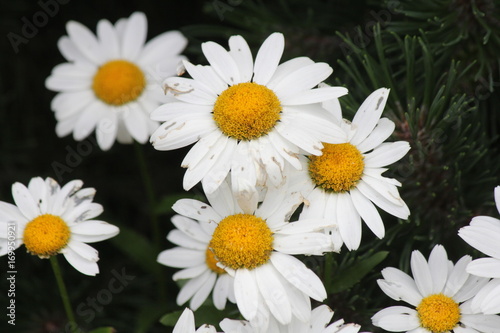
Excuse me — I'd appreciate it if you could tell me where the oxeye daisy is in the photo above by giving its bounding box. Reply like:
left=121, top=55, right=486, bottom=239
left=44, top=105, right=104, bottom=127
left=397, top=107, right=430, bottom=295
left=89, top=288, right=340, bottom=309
left=292, top=88, right=410, bottom=250
left=219, top=304, right=362, bottom=333
left=45, top=12, right=187, bottom=150
left=163, top=179, right=332, bottom=327
left=372, top=244, right=500, bottom=333
left=459, top=186, right=500, bottom=314
left=0, top=177, right=119, bottom=276
left=157, top=200, right=236, bottom=311
left=150, top=32, right=348, bottom=194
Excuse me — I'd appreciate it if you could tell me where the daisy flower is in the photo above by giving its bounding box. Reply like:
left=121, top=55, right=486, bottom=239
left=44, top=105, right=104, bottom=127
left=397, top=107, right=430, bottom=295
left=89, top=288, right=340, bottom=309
left=372, top=244, right=500, bottom=333
left=172, top=308, right=218, bottom=333
left=150, top=32, right=348, bottom=194
left=293, top=88, right=410, bottom=250
left=157, top=200, right=236, bottom=311
left=163, top=179, right=332, bottom=327
left=219, top=305, right=362, bottom=333
left=46, top=12, right=187, bottom=150
left=0, top=177, right=119, bottom=276
left=459, top=186, right=500, bottom=314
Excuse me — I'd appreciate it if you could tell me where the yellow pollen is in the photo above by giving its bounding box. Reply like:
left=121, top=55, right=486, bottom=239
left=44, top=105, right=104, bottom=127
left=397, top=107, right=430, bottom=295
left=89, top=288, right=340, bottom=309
left=212, top=82, right=282, bottom=140
left=417, top=294, right=461, bottom=332
left=308, top=143, right=365, bottom=192
left=92, top=60, right=146, bottom=106
left=209, top=214, right=273, bottom=270
left=205, top=247, right=226, bottom=274
left=23, top=214, right=71, bottom=258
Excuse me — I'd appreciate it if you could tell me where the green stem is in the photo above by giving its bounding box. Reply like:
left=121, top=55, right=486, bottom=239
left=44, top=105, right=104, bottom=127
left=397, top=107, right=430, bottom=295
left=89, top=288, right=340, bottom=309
left=324, top=252, right=334, bottom=295
left=133, top=142, right=161, bottom=250
left=133, top=142, right=167, bottom=301
left=50, top=256, right=77, bottom=332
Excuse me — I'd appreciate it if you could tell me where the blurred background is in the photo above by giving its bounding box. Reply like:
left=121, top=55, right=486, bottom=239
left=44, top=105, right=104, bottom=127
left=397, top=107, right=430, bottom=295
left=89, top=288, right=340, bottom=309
left=1, top=0, right=500, bottom=332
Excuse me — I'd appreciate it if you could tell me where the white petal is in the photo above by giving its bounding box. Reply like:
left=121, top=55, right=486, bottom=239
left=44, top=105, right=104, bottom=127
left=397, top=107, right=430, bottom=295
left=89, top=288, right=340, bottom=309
left=157, top=247, right=205, bottom=268
left=71, top=220, right=119, bottom=243
left=271, top=252, right=326, bottom=301
left=121, top=12, right=147, bottom=60
left=205, top=180, right=240, bottom=219
left=459, top=217, right=500, bottom=259
left=364, top=142, right=410, bottom=168
left=253, top=32, right=284, bottom=85
left=73, top=101, right=107, bottom=141
left=201, top=41, right=240, bottom=85
left=62, top=248, right=99, bottom=276
left=410, top=249, right=434, bottom=296
left=336, top=193, right=362, bottom=251
left=57, top=36, right=92, bottom=65
left=282, top=86, right=348, bottom=105
left=213, top=274, right=232, bottom=310
left=163, top=77, right=216, bottom=105
left=167, top=229, right=206, bottom=251
left=255, top=264, right=292, bottom=325
left=267, top=56, right=314, bottom=89
left=273, top=233, right=331, bottom=255
left=356, top=180, right=410, bottom=219
left=172, top=199, right=221, bottom=225
left=234, top=268, right=260, bottom=321
left=182, top=61, right=227, bottom=96
left=378, top=268, right=422, bottom=306
left=427, top=245, right=449, bottom=294
left=444, top=255, right=471, bottom=297
left=467, top=258, right=500, bottom=278
left=189, top=271, right=216, bottom=310
left=272, top=63, right=333, bottom=101
left=96, top=19, right=119, bottom=60
left=351, top=88, right=390, bottom=145
left=461, top=314, right=500, bottom=332
left=356, top=117, right=396, bottom=153
left=350, top=188, right=385, bottom=239
left=66, top=20, right=104, bottom=64
left=471, top=279, right=500, bottom=314
left=171, top=215, right=211, bottom=243
left=228, top=35, right=253, bottom=82
left=173, top=308, right=195, bottom=333
left=45, top=75, right=91, bottom=91
left=123, top=107, right=149, bottom=143
left=371, top=306, right=420, bottom=331
left=140, top=30, right=188, bottom=65
left=51, top=91, right=94, bottom=121
left=12, top=182, right=39, bottom=220
left=172, top=265, right=207, bottom=281
left=95, top=113, right=118, bottom=150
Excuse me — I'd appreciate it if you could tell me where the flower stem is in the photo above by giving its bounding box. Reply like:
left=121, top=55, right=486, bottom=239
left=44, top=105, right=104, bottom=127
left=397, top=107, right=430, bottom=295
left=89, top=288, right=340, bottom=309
left=50, top=256, right=77, bottom=332
left=133, top=142, right=166, bottom=300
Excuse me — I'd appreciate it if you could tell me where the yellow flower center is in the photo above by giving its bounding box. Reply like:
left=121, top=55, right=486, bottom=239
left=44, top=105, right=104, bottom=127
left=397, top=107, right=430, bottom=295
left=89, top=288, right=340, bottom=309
left=209, top=214, right=273, bottom=270
left=417, top=294, right=461, bottom=332
left=212, top=82, right=282, bottom=140
left=23, top=214, right=71, bottom=258
left=308, top=143, right=365, bottom=192
left=92, top=60, right=146, bottom=106
left=205, top=247, right=226, bottom=274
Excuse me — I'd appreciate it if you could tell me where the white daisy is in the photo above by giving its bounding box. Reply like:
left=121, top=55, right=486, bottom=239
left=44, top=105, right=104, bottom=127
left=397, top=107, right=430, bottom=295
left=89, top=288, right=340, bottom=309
left=163, top=178, right=332, bottom=327
left=372, top=244, right=500, bottom=333
left=173, top=308, right=218, bottom=333
left=219, top=304, right=362, bottom=333
left=150, top=32, right=348, bottom=194
left=0, top=177, right=119, bottom=275
left=157, top=199, right=236, bottom=311
left=459, top=186, right=500, bottom=315
left=292, top=88, right=410, bottom=251
left=45, top=12, right=187, bottom=150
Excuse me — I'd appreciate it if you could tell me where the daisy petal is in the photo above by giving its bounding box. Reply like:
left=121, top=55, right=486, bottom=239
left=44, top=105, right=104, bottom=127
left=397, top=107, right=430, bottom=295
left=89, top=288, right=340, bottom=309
left=140, top=30, right=188, bottom=65
left=364, top=142, right=410, bottom=168
left=95, top=113, right=118, bottom=151
left=371, top=306, right=420, bottom=331
left=410, top=249, right=434, bottom=296
left=466, top=258, right=500, bottom=278
left=73, top=101, right=107, bottom=141
left=189, top=271, right=216, bottom=310
left=336, top=193, right=362, bottom=251
left=228, top=35, right=253, bottom=82
left=350, top=188, right=385, bottom=239
left=201, top=41, right=240, bottom=85
left=96, top=19, right=120, bottom=60
left=378, top=267, right=422, bottom=306
left=253, top=32, right=284, bottom=85
left=66, top=21, right=104, bottom=64
left=356, top=118, right=396, bottom=153
left=12, top=182, right=39, bottom=220
left=121, top=12, right=147, bottom=60
left=234, top=268, right=260, bottom=320
left=255, top=263, right=292, bottom=325
left=157, top=247, right=205, bottom=268
left=173, top=308, right=195, bottom=333
left=71, top=220, right=119, bottom=243
left=282, top=86, right=348, bottom=105
left=273, top=63, right=333, bottom=101
left=460, top=314, right=500, bottom=332
left=62, top=244, right=99, bottom=276
left=428, top=245, right=448, bottom=294
left=459, top=217, right=500, bottom=259
left=351, top=88, right=389, bottom=145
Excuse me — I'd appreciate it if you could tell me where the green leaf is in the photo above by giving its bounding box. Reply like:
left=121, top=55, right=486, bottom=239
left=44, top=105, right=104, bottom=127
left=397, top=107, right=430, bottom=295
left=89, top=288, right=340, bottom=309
left=159, top=310, right=183, bottom=327
left=330, top=251, right=389, bottom=293
left=88, top=328, right=116, bottom=333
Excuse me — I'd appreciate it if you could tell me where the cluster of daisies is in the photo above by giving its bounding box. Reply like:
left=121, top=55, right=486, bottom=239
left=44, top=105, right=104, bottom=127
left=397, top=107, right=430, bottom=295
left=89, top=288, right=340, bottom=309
left=1, top=11, right=500, bottom=333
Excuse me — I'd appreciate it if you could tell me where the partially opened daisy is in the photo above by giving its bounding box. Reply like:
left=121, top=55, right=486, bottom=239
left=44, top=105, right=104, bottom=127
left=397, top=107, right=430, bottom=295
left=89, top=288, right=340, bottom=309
left=172, top=308, right=218, bottom=333
left=157, top=199, right=236, bottom=311
left=293, top=88, right=410, bottom=250
left=459, top=186, right=500, bottom=314
left=220, top=305, right=362, bottom=333
left=150, top=32, right=348, bottom=194
left=46, top=12, right=187, bottom=150
left=0, top=177, right=119, bottom=275
left=163, top=179, right=332, bottom=327
left=372, top=244, right=500, bottom=333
